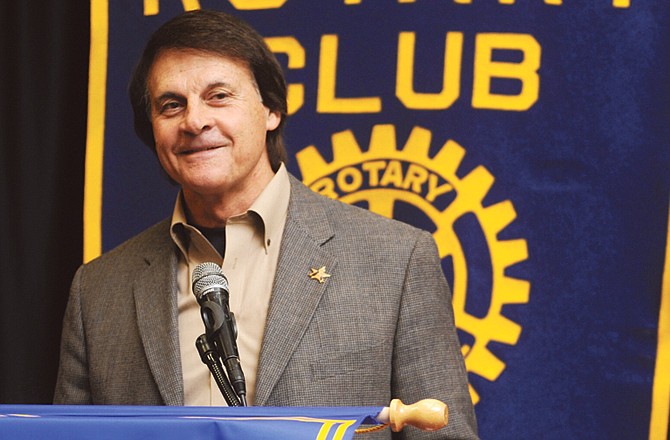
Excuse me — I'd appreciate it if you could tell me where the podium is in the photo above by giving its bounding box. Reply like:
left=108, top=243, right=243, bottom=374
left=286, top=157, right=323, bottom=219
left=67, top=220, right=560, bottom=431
left=0, top=399, right=447, bottom=439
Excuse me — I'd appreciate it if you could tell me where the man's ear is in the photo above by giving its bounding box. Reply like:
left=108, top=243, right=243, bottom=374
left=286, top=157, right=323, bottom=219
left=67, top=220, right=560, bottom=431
left=266, top=109, right=281, bottom=131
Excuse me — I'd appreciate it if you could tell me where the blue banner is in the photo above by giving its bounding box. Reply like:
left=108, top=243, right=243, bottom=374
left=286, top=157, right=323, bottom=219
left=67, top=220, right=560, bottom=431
left=85, top=1, right=670, bottom=438
left=0, top=405, right=382, bottom=439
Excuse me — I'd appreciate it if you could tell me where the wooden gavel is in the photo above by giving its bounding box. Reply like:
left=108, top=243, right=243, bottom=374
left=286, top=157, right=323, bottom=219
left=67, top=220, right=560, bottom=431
left=375, top=398, right=448, bottom=432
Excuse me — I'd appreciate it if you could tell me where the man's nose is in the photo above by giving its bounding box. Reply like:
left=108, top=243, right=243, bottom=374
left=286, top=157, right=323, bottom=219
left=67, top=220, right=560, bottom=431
left=181, top=101, right=213, bottom=134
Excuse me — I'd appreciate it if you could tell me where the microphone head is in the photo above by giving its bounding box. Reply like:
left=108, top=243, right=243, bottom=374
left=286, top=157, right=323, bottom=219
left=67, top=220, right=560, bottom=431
left=192, top=262, right=229, bottom=301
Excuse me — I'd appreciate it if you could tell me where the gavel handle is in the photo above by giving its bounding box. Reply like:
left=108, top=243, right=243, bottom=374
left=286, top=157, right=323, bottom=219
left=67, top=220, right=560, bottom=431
left=375, top=398, right=449, bottom=432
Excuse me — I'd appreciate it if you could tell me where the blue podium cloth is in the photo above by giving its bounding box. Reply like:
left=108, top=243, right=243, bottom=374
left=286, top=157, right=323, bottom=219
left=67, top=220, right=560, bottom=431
left=0, top=405, right=384, bottom=440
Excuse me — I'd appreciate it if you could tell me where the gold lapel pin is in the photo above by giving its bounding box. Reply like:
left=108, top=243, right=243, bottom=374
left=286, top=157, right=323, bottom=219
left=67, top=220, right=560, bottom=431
left=308, top=266, right=331, bottom=284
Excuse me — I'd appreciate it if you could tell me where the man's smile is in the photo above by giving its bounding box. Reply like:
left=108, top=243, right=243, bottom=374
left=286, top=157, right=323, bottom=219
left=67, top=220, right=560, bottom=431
left=177, top=144, right=224, bottom=155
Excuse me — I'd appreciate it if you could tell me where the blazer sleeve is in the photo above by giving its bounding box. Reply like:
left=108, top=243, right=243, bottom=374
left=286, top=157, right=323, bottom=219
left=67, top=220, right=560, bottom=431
left=53, top=264, right=92, bottom=404
left=391, top=230, right=478, bottom=440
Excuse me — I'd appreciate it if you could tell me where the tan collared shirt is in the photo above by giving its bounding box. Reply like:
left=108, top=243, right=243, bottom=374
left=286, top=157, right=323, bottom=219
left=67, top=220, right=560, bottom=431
left=170, top=164, right=290, bottom=406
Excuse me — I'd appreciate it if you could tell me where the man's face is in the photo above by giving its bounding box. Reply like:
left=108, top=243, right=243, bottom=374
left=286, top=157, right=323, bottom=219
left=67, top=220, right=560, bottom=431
left=147, top=49, right=280, bottom=205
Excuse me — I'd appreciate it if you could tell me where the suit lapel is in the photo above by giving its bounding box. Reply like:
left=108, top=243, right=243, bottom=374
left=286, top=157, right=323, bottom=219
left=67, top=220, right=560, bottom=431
left=254, top=177, right=336, bottom=405
left=133, top=230, right=184, bottom=405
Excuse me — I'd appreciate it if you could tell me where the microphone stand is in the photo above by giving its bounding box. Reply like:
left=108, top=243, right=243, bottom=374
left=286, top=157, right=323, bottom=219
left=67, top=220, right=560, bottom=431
left=195, top=334, right=242, bottom=407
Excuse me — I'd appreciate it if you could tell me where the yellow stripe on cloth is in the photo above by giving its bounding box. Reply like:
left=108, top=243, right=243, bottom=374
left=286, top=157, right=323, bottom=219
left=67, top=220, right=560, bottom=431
left=83, top=0, right=108, bottom=263
left=649, top=198, right=670, bottom=440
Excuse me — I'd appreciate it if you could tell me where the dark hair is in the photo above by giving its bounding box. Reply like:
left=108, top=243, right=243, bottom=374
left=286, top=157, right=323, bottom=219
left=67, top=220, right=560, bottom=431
left=128, top=10, right=288, bottom=171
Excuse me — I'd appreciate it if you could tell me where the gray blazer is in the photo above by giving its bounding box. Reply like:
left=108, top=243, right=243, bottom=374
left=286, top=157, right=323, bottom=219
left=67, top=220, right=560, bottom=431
left=54, top=175, right=478, bottom=439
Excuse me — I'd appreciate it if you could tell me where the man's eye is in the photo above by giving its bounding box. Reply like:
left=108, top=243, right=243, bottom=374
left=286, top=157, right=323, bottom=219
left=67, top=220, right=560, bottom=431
left=210, top=92, right=229, bottom=101
left=160, top=101, right=181, bottom=113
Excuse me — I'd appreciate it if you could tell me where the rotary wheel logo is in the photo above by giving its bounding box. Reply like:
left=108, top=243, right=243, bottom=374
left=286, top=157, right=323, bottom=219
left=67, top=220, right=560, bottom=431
left=296, top=124, right=530, bottom=404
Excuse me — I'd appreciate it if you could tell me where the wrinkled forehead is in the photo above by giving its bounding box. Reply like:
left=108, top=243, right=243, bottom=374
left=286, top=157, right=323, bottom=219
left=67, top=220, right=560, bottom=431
left=147, top=48, right=260, bottom=95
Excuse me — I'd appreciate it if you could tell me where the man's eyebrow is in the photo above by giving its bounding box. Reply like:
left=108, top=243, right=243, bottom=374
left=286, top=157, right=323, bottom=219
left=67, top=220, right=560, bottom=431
left=154, top=82, right=234, bottom=103
left=205, top=81, right=239, bottom=95
left=154, top=92, right=182, bottom=104
left=207, top=81, right=233, bottom=90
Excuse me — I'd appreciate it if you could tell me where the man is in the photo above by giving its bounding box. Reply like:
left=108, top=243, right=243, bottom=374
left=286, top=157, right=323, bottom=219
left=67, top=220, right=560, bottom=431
left=54, top=10, right=478, bottom=439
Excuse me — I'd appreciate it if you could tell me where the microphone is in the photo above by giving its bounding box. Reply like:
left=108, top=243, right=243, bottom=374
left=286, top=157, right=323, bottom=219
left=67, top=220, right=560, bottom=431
left=192, top=262, right=247, bottom=405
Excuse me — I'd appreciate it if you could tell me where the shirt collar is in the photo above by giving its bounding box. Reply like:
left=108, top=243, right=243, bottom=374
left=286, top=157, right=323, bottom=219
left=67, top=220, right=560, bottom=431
left=170, top=163, right=291, bottom=255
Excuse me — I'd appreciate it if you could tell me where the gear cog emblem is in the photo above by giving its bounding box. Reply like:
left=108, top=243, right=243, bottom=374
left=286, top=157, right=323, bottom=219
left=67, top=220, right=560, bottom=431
left=296, top=124, right=530, bottom=404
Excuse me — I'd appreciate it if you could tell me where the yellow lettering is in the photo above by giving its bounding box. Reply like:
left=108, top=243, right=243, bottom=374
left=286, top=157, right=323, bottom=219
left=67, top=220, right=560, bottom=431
left=362, top=161, right=387, bottom=187
left=337, top=167, right=364, bottom=193
left=228, top=0, right=286, bottom=9
left=143, top=0, right=200, bottom=16
left=397, top=31, right=463, bottom=110
left=311, top=178, right=339, bottom=199
left=402, top=164, right=429, bottom=193
left=379, top=160, right=404, bottom=188
left=426, top=174, right=453, bottom=202
left=317, top=35, right=382, bottom=113
left=309, top=161, right=452, bottom=204
left=264, top=37, right=305, bottom=115
left=472, top=33, right=541, bottom=111
left=345, top=0, right=626, bottom=6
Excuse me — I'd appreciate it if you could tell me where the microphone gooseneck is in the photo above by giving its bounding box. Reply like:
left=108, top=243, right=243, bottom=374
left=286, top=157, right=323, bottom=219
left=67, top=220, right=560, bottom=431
left=195, top=334, right=241, bottom=407
left=192, top=262, right=247, bottom=406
